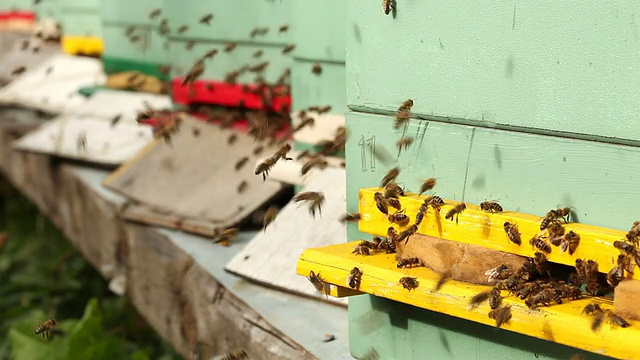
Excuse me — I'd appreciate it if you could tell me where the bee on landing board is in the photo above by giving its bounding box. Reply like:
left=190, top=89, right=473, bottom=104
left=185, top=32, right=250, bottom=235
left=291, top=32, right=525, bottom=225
left=35, top=319, right=57, bottom=339
left=346, top=267, right=363, bottom=290
left=396, top=257, right=423, bottom=269
left=387, top=209, right=410, bottom=227
left=503, top=222, right=522, bottom=245
left=445, top=203, right=466, bottom=224
left=480, top=200, right=503, bottom=213
left=488, top=305, right=511, bottom=328
left=293, top=192, right=325, bottom=217
left=425, top=195, right=445, bottom=213
left=540, top=207, right=571, bottom=230
left=469, top=288, right=497, bottom=309
left=560, top=230, right=580, bottom=255
left=399, top=277, right=419, bottom=291
left=311, top=62, right=322, bottom=75
left=308, top=271, right=330, bottom=295
left=352, top=244, right=371, bottom=255
left=397, top=224, right=418, bottom=244
left=608, top=312, right=631, bottom=328
left=529, top=234, right=551, bottom=253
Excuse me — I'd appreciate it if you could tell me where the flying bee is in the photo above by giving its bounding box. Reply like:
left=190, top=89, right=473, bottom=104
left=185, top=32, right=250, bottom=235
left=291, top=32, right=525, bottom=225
left=386, top=197, right=401, bottom=210
left=149, top=8, right=161, bottom=19
left=311, top=62, right=322, bottom=75
left=484, top=264, right=513, bottom=283
left=547, top=222, right=565, bottom=246
left=488, top=305, right=512, bottom=329
left=110, top=114, right=122, bottom=127
left=261, top=206, right=279, bottom=232
left=77, top=132, right=87, bottom=154
left=308, top=270, right=330, bottom=295
left=480, top=201, right=503, bottom=213
left=425, top=196, right=445, bottom=213
left=398, top=224, right=418, bottom=244
left=234, top=156, right=249, bottom=171
left=418, top=178, right=437, bottom=195
left=252, top=49, right=264, bottom=58
left=249, top=61, right=270, bottom=73
left=254, top=156, right=278, bottom=181
left=176, top=25, right=189, bottom=33
left=224, top=42, right=237, bottom=52
left=608, top=312, right=631, bottom=328
left=397, top=257, right=423, bottom=269
left=185, top=40, right=196, bottom=50
left=236, top=181, right=248, bottom=193
left=204, top=49, right=218, bottom=59
left=340, top=213, right=361, bottom=223
left=346, top=267, right=363, bottom=290
left=503, top=222, right=522, bottom=245
left=282, top=44, right=296, bottom=54
left=380, top=167, right=400, bottom=188
left=250, top=27, right=269, bottom=37
left=396, top=137, right=413, bottom=152
left=35, top=319, right=57, bottom=339
left=393, top=109, right=410, bottom=130
left=212, top=227, right=239, bottom=246
left=388, top=209, right=410, bottom=227
left=374, top=192, right=389, bottom=215
left=384, top=181, right=404, bottom=198
left=316, top=105, right=332, bottom=114
left=399, top=277, right=419, bottom=291
left=560, top=230, right=580, bottom=255
left=181, top=58, right=205, bottom=86
left=399, top=99, right=414, bottom=111
left=529, top=235, right=551, bottom=253
left=279, top=24, right=289, bottom=33
left=445, top=203, right=466, bottom=224
left=222, top=350, right=248, bottom=360
left=301, top=157, right=329, bottom=175
left=352, top=244, right=371, bottom=255
left=272, top=143, right=293, bottom=161
left=434, top=270, right=452, bottom=291
left=469, top=288, right=497, bottom=309
left=382, top=0, right=393, bottom=15
left=11, top=66, right=26, bottom=76
left=200, top=13, right=214, bottom=25
left=293, top=191, right=325, bottom=217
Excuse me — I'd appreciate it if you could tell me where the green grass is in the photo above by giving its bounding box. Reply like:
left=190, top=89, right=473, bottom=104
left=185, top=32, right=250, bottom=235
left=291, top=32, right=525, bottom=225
left=0, top=177, right=181, bottom=360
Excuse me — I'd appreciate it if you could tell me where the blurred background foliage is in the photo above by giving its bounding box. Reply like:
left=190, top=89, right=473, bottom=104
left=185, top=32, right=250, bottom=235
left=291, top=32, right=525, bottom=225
left=0, top=176, right=181, bottom=360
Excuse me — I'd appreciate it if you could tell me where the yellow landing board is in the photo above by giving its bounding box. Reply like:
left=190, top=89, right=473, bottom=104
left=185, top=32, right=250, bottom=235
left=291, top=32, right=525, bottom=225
left=61, top=36, right=103, bottom=56
left=358, top=188, right=635, bottom=280
left=297, top=242, right=639, bottom=360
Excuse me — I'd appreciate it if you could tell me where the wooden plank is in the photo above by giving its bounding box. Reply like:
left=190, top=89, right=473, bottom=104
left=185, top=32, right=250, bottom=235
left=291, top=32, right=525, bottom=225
left=346, top=1, right=640, bottom=143
left=0, top=34, right=60, bottom=86
left=0, top=53, right=105, bottom=113
left=296, top=242, right=637, bottom=360
left=104, top=116, right=282, bottom=231
left=226, top=167, right=348, bottom=305
left=12, top=115, right=153, bottom=166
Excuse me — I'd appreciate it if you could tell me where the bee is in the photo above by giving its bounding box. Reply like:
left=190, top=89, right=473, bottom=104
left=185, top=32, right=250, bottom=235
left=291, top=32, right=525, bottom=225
left=11, top=66, right=26, bottom=76
left=159, top=19, right=170, bottom=35
left=224, top=43, right=238, bottom=53
left=393, top=109, right=410, bottom=129
left=254, top=156, right=278, bottom=181
left=273, top=143, right=293, bottom=161
left=533, top=252, right=550, bottom=277
left=308, top=271, right=329, bottom=295
left=249, top=61, right=270, bottom=73
left=484, top=264, right=513, bottom=283
left=77, top=132, right=87, bottom=154
left=386, top=196, right=401, bottom=210
left=425, top=195, right=445, bottom=213
left=125, top=25, right=136, bottom=36
left=311, top=62, right=322, bottom=75
left=204, top=49, right=218, bottom=59
left=176, top=25, right=189, bottom=33
left=278, top=24, right=289, bottom=33
left=374, top=192, right=389, bottom=215
left=185, top=40, right=196, bottom=50
left=529, top=235, right=551, bottom=253
left=212, top=228, right=239, bottom=246
left=316, top=105, right=332, bottom=114
left=301, top=157, right=329, bottom=175
left=396, top=257, right=423, bottom=269
left=607, top=254, right=628, bottom=287
left=547, top=222, right=565, bottom=246
left=20, top=39, right=29, bottom=51
left=293, top=192, right=325, bottom=217
left=250, top=27, right=269, bottom=37
left=234, top=156, right=249, bottom=171
left=388, top=209, right=410, bottom=227
left=384, top=181, right=404, bottom=198
left=469, top=288, right=496, bottom=309
left=614, top=240, right=635, bottom=254
left=608, top=312, right=631, bottom=328
left=386, top=227, right=399, bottom=253
left=488, top=305, right=512, bottom=329
left=560, top=230, right=580, bottom=255
left=149, top=8, right=161, bottom=19
left=503, top=222, right=522, bottom=245
left=382, top=0, right=393, bottom=15
left=415, top=201, right=428, bottom=226
left=253, top=146, right=264, bottom=155
left=540, top=207, right=571, bottom=230
left=222, top=350, right=248, bottom=360
left=46, top=66, right=54, bottom=75
left=480, top=201, right=503, bottom=213
left=380, top=167, right=400, bottom=187
left=110, top=114, right=122, bottom=127
left=524, top=288, right=557, bottom=309
left=339, top=213, right=361, bottom=223
left=397, top=99, right=414, bottom=112
left=200, top=13, right=214, bottom=25
left=253, top=49, right=264, bottom=58
left=434, top=270, right=452, bottom=291
left=399, top=277, right=419, bottom=291
left=445, top=203, right=466, bottom=224
left=396, top=136, right=413, bottom=152
left=418, top=178, right=436, bottom=195
left=181, top=58, right=205, bottom=87
left=398, top=224, right=418, bottom=244
left=352, top=244, right=371, bottom=255
left=236, top=181, right=248, bottom=194
left=35, top=319, right=57, bottom=339
left=282, top=44, right=296, bottom=54
left=261, top=206, right=279, bottom=231
left=346, top=267, right=363, bottom=290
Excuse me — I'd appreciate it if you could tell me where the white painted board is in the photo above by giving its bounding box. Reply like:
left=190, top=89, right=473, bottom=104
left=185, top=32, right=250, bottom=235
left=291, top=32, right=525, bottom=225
left=0, top=54, right=105, bottom=113
left=291, top=112, right=345, bottom=145
left=12, top=115, right=153, bottom=166
left=225, top=167, right=348, bottom=305
left=70, top=89, right=172, bottom=123
left=255, top=150, right=344, bottom=186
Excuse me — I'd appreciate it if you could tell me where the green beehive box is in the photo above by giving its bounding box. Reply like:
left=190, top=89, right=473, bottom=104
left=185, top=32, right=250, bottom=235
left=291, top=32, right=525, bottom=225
left=343, top=1, right=639, bottom=359
left=162, top=0, right=292, bottom=44
left=101, top=0, right=163, bottom=26
left=1, top=0, right=33, bottom=11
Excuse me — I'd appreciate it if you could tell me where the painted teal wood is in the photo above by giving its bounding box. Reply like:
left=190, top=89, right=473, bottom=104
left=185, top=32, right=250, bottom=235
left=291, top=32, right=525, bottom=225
left=60, top=11, right=103, bottom=37
left=34, top=1, right=60, bottom=21
left=349, top=295, right=609, bottom=360
left=163, top=0, right=291, bottom=45
left=291, top=60, right=346, bottom=112
left=1, top=0, right=32, bottom=11
left=346, top=111, right=640, bottom=233
left=102, top=24, right=167, bottom=63
left=292, top=0, right=345, bottom=62
left=168, top=40, right=292, bottom=84
left=59, top=0, right=99, bottom=10
left=100, top=0, right=163, bottom=26
left=346, top=1, right=640, bottom=143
